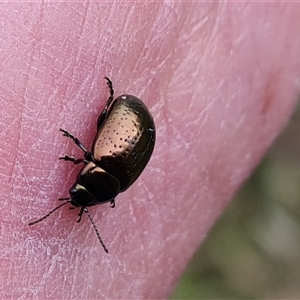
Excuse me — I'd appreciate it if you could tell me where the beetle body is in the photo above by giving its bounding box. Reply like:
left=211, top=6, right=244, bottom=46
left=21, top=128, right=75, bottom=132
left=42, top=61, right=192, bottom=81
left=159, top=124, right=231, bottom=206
left=70, top=94, right=155, bottom=207
left=29, top=77, right=155, bottom=253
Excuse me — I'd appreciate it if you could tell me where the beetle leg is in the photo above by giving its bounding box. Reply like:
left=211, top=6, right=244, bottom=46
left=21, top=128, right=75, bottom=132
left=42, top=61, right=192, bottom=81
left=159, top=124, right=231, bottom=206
left=59, top=155, right=87, bottom=165
left=76, top=207, right=85, bottom=223
left=104, top=76, right=114, bottom=98
left=97, top=77, right=115, bottom=129
left=58, top=197, right=70, bottom=201
left=110, top=199, right=115, bottom=208
left=59, top=129, right=89, bottom=154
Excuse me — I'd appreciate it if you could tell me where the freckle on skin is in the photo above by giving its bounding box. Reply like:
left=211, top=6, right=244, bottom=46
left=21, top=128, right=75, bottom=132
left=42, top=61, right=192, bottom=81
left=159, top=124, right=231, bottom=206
left=261, top=71, right=279, bottom=116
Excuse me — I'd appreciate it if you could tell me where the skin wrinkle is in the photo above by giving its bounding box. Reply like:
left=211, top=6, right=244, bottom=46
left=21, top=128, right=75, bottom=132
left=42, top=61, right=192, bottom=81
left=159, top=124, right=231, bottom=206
left=190, top=4, right=219, bottom=74
left=78, top=2, right=90, bottom=38
left=8, top=37, right=38, bottom=195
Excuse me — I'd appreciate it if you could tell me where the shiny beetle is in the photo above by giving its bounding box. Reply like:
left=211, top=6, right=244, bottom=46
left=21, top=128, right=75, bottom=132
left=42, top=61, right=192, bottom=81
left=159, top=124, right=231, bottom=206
left=29, top=77, right=156, bottom=253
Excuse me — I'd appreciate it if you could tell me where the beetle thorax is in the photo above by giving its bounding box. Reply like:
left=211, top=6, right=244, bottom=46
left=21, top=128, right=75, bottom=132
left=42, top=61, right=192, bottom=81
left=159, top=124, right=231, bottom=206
left=70, top=162, right=121, bottom=206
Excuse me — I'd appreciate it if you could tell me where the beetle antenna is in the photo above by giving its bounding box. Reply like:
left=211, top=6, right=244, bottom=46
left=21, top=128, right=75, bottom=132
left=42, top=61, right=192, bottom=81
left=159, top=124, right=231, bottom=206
left=84, top=207, right=108, bottom=253
left=29, top=201, right=70, bottom=225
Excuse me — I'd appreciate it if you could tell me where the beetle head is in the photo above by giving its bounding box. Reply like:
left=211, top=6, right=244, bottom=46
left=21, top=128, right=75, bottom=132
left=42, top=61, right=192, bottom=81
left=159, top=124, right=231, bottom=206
left=69, top=183, right=95, bottom=207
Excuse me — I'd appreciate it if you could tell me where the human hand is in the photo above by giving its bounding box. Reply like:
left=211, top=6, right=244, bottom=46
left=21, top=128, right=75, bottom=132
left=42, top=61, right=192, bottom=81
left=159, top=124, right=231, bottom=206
left=1, top=2, right=300, bottom=299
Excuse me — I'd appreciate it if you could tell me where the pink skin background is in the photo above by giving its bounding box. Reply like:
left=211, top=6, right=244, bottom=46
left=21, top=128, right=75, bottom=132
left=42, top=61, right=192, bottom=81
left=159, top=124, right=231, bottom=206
left=1, top=2, right=300, bottom=299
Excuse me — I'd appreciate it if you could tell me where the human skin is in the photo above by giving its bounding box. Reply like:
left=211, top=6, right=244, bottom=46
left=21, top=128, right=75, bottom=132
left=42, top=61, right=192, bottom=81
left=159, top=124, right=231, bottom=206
left=1, top=2, right=300, bottom=299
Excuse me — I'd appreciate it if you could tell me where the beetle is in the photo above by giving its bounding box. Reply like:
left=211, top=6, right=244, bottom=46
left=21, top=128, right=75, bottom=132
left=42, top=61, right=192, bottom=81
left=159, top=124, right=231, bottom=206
left=29, top=77, right=156, bottom=253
